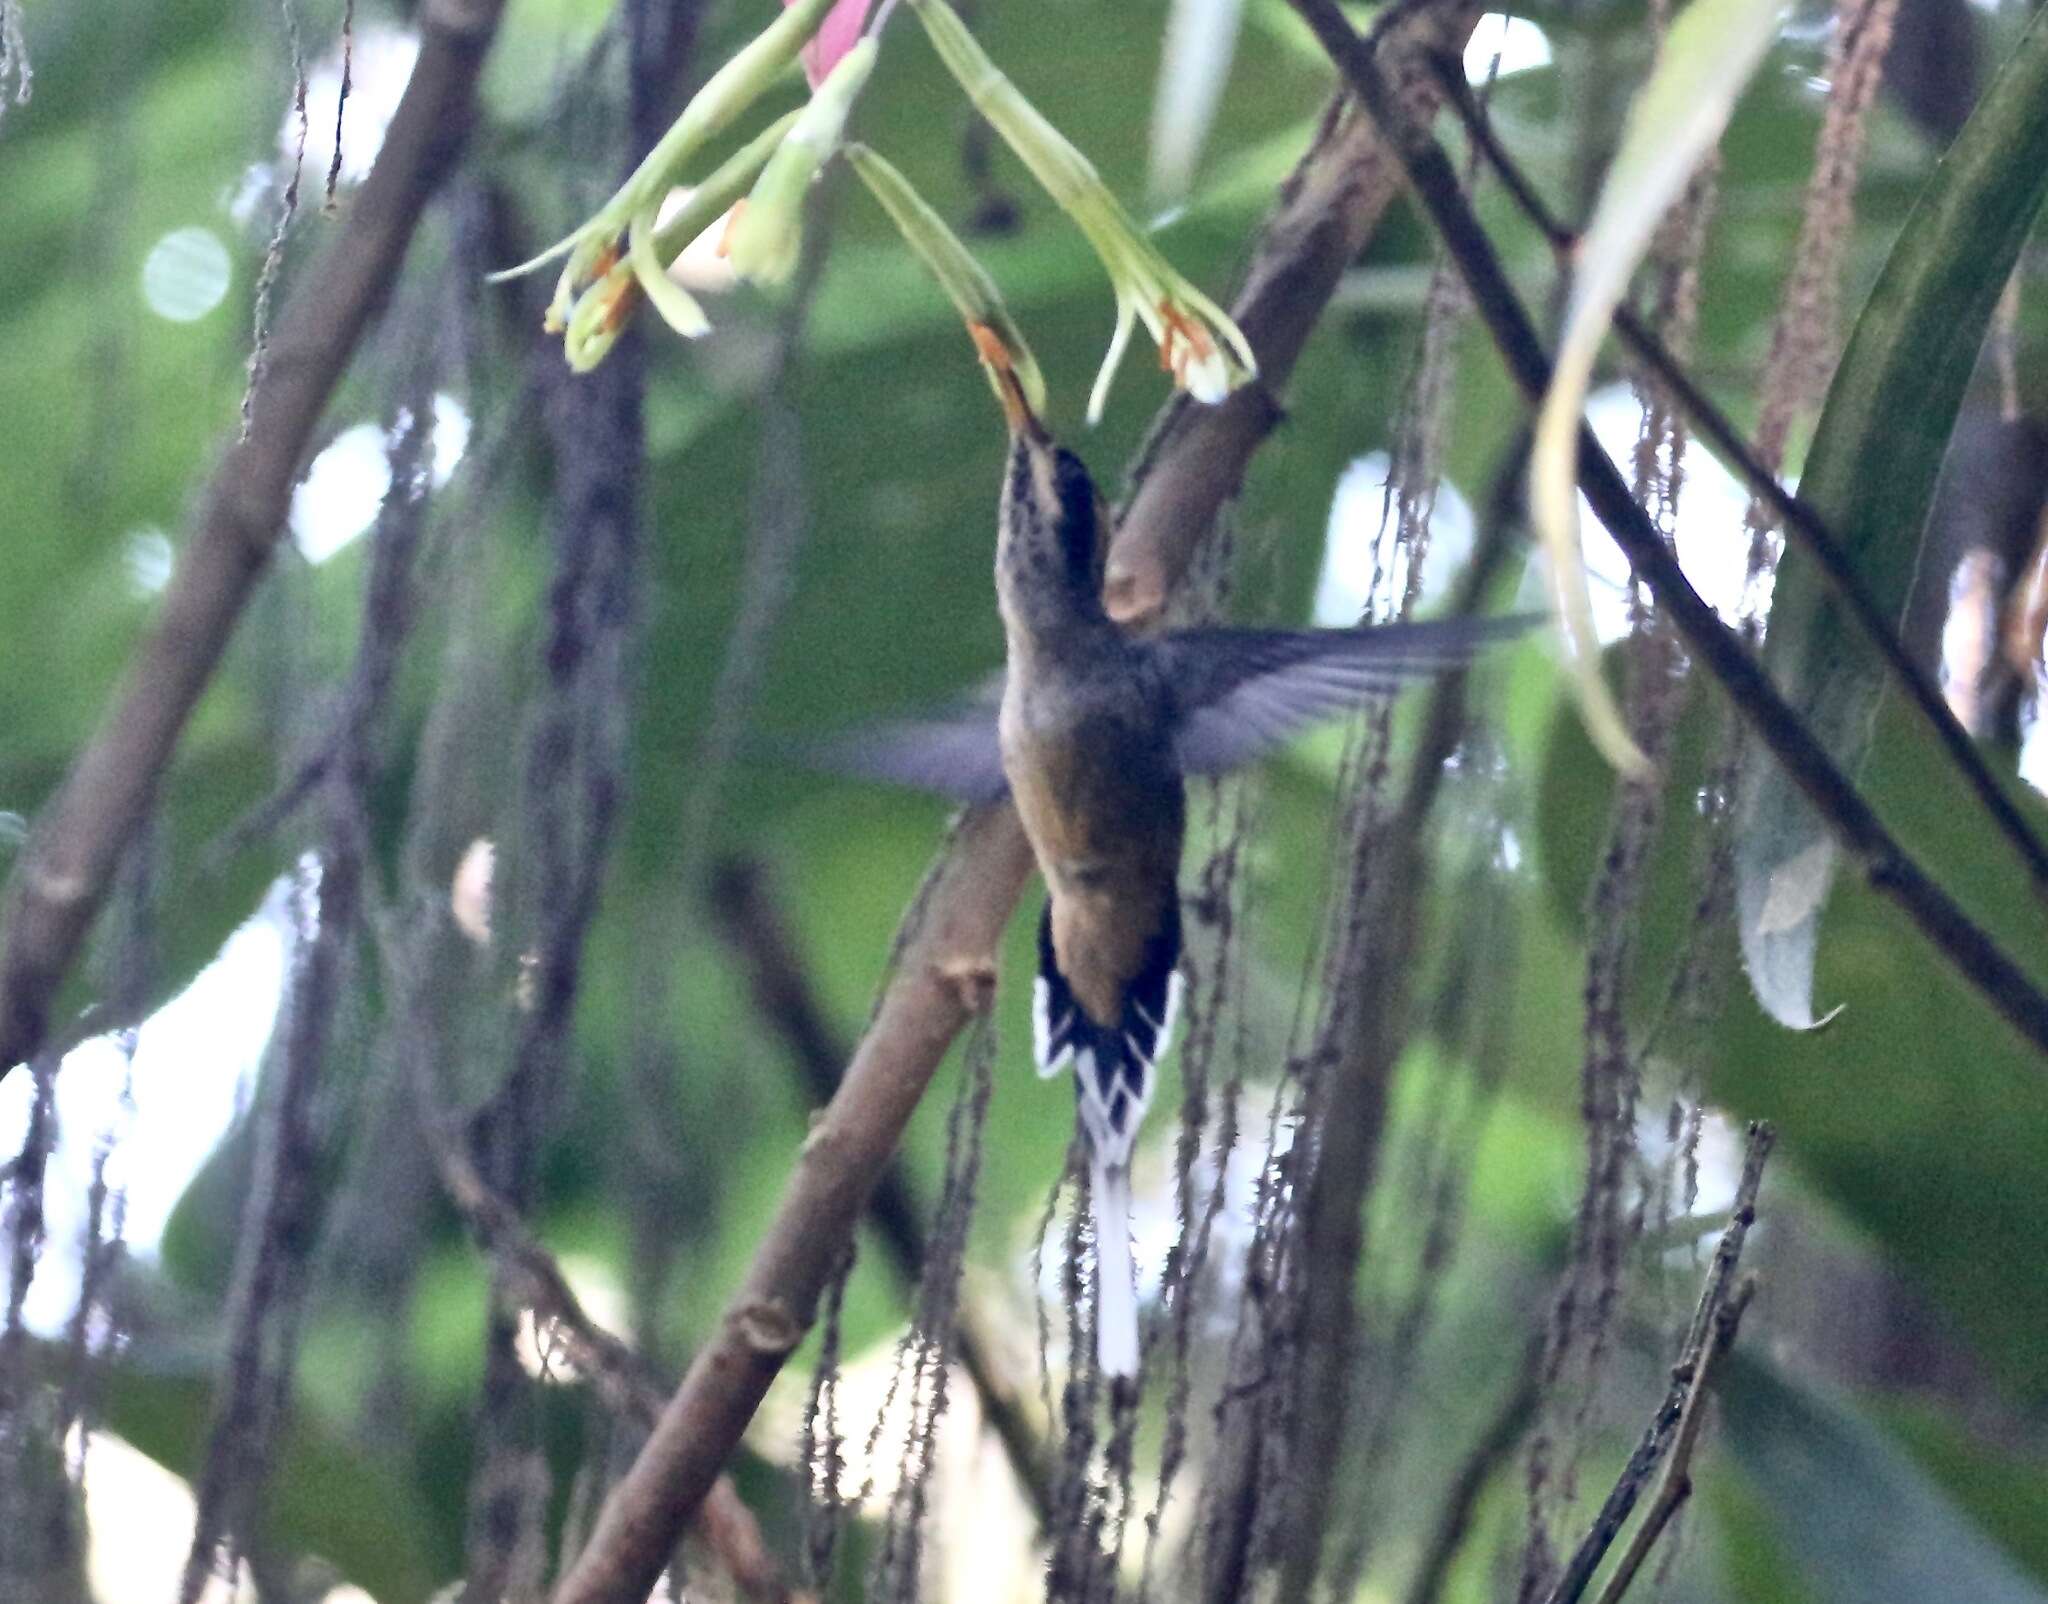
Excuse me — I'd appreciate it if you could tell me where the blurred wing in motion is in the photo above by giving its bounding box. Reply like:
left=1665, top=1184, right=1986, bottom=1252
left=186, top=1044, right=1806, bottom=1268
left=1160, top=614, right=1534, bottom=776
left=803, top=700, right=1010, bottom=803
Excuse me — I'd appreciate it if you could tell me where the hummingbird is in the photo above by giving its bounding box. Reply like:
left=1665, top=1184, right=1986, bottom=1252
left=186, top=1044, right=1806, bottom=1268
left=819, top=369, right=1526, bottom=1380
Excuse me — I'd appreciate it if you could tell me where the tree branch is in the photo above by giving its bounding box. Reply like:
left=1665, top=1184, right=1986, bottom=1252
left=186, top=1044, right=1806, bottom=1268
left=1544, top=1124, right=1774, bottom=1604
left=1289, top=0, right=2048, bottom=1065
left=0, top=0, right=509, bottom=1076
left=1106, top=0, right=1483, bottom=626
left=547, top=16, right=1482, bottom=1595
left=1422, top=51, right=2048, bottom=898
left=705, top=857, right=1055, bottom=1521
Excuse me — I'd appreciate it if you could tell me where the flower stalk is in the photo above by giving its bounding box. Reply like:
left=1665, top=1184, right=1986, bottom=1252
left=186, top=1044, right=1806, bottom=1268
left=843, top=141, right=1047, bottom=418
left=490, top=0, right=836, bottom=363
left=908, top=0, right=1255, bottom=422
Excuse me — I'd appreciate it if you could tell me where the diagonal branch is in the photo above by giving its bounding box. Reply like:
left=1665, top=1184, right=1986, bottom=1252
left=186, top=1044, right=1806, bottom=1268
left=705, top=858, right=1054, bottom=1521
left=552, top=806, right=1030, bottom=1604
left=0, top=0, right=510, bottom=1077
left=1289, top=0, right=2048, bottom=1064
left=547, top=12, right=1483, bottom=1600
left=1423, top=52, right=2048, bottom=898
left=1108, top=0, right=1482, bottom=627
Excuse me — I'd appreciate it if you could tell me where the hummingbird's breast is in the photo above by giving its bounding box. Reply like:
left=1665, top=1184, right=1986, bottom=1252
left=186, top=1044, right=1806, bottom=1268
left=1001, top=664, right=1185, bottom=1026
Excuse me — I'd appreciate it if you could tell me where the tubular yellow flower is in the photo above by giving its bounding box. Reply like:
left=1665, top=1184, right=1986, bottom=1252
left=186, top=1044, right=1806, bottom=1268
left=727, top=36, right=878, bottom=287
left=488, top=0, right=835, bottom=358
left=843, top=141, right=1047, bottom=418
left=534, top=110, right=803, bottom=372
left=908, top=0, right=1255, bottom=423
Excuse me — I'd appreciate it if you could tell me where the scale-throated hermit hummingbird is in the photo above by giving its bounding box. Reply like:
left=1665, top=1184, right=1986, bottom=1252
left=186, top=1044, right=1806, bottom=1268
left=822, top=369, right=1526, bottom=1380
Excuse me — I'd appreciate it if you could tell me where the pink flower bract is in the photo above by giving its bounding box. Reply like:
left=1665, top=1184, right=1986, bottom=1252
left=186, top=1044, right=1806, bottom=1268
left=788, top=0, right=872, bottom=86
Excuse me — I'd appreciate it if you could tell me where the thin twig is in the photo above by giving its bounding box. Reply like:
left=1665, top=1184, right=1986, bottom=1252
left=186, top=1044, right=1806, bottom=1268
left=1424, top=51, right=2048, bottom=898
left=1542, top=1125, right=1774, bottom=1604
left=325, top=0, right=356, bottom=211
left=182, top=341, right=439, bottom=1604
left=1277, top=113, right=1488, bottom=1594
left=546, top=19, right=1481, bottom=1594
left=1585, top=1283, right=1754, bottom=1604
left=0, top=0, right=511, bottom=1079
left=1292, top=0, right=2048, bottom=1064
left=244, top=0, right=312, bottom=440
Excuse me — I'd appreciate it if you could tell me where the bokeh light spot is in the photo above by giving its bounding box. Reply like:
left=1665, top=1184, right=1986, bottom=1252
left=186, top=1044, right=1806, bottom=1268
left=140, top=226, right=231, bottom=322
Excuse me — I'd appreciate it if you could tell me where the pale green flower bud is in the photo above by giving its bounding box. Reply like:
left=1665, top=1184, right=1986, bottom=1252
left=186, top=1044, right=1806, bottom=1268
left=542, top=110, right=807, bottom=372
left=728, top=36, right=878, bottom=287
left=650, top=109, right=804, bottom=264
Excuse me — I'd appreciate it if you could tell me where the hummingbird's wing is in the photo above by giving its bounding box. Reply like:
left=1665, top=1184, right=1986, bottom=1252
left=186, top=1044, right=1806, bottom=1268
left=1159, top=614, right=1532, bottom=777
left=802, top=699, right=1010, bottom=803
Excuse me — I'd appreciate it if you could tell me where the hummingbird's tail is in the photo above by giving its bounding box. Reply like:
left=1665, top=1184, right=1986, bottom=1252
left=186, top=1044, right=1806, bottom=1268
left=1031, top=901, right=1182, bottom=1379
left=1090, top=1153, right=1140, bottom=1379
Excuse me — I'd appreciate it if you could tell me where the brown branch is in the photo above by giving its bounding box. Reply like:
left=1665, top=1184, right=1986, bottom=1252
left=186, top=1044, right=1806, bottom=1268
left=551, top=808, right=1030, bottom=1604
left=1423, top=51, right=2048, bottom=899
left=1106, top=0, right=1483, bottom=627
left=547, top=19, right=1484, bottom=1596
left=705, top=857, right=1055, bottom=1522
left=1543, top=1124, right=1774, bottom=1604
left=0, top=0, right=509, bottom=1077
left=1289, top=0, right=2048, bottom=1065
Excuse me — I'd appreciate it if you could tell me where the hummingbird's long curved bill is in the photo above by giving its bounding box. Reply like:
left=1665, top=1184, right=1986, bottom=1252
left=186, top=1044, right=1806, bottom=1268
left=970, top=322, right=1050, bottom=443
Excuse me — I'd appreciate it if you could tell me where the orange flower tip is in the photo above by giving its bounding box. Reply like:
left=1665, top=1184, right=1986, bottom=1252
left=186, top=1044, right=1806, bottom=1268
left=970, top=325, right=1039, bottom=437
left=1156, top=298, right=1233, bottom=404
left=599, top=278, right=645, bottom=335
left=967, top=320, right=1013, bottom=372
left=717, top=199, right=749, bottom=259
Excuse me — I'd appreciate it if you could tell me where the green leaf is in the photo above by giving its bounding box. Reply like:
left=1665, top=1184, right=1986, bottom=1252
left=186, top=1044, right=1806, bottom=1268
left=1538, top=670, right=2048, bottom=1406
left=1736, top=6, right=2048, bottom=1029
left=1879, top=1399, right=2048, bottom=1588
left=1148, top=0, right=1247, bottom=205
left=1528, top=0, right=1786, bottom=779
left=1719, top=1354, right=2048, bottom=1604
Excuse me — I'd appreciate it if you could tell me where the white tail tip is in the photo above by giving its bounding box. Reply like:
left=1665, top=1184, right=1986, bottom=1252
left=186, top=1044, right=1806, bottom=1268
left=1091, top=1160, right=1139, bottom=1380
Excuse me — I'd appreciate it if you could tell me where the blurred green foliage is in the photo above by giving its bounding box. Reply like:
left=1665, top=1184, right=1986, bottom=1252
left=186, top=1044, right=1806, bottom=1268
left=6, top=0, right=2048, bottom=1598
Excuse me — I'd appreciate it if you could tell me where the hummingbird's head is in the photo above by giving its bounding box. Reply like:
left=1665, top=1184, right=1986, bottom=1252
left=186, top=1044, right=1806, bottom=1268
left=1001, top=429, right=1111, bottom=606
